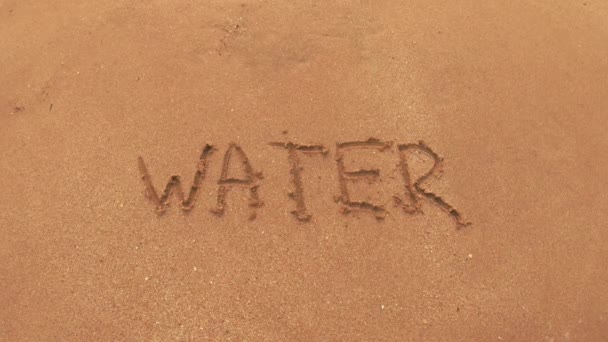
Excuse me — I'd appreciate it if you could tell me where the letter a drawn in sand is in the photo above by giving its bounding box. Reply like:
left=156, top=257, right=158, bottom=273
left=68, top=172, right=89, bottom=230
left=211, top=143, right=262, bottom=220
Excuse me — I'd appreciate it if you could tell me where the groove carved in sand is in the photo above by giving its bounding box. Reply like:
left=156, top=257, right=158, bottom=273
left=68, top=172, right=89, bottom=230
left=137, top=144, right=215, bottom=214
left=270, top=142, right=328, bottom=221
left=397, top=141, right=471, bottom=227
left=210, top=143, right=263, bottom=220
left=334, top=138, right=392, bottom=220
left=137, top=140, right=470, bottom=226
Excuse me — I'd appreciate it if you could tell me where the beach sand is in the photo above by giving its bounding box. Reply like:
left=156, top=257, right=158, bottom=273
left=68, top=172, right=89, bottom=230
left=1, top=0, right=607, bottom=340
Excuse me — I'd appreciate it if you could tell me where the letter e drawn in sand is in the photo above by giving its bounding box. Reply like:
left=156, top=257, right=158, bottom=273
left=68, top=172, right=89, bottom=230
left=335, top=138, right=392, bottom=220
left=270, top=142, right=328, bottom=221
left=137, top=144, right=215, bottom=214
left=397, top=141, right=470, bottom=227
left=211, top=143, right=263, bottom=220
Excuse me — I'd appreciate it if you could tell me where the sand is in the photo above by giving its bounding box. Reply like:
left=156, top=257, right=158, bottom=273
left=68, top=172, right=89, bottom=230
left=1, top=0, right=607, bottom=340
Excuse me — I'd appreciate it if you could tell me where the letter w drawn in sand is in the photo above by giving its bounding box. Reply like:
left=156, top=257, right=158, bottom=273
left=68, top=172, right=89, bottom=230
left=137, top=145, right=215, bottom=214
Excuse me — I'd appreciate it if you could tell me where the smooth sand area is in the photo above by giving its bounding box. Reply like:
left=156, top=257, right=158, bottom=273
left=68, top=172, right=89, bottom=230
left=1, top=1, right=607, bottom=340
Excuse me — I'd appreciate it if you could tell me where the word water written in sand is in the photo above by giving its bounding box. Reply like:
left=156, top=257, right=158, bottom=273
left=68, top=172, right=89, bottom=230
left=138, top=138, right=470, bottom=227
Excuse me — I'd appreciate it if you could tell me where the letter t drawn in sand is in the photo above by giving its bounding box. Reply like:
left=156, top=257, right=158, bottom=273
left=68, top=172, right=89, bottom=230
left=211, top=143, right=263, bottom=220
left=270, top=142, right=328, bottom=221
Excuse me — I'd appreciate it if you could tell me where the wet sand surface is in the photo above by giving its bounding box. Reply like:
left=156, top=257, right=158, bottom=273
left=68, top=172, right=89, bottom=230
left=1, top=0, right=607, bottom=340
